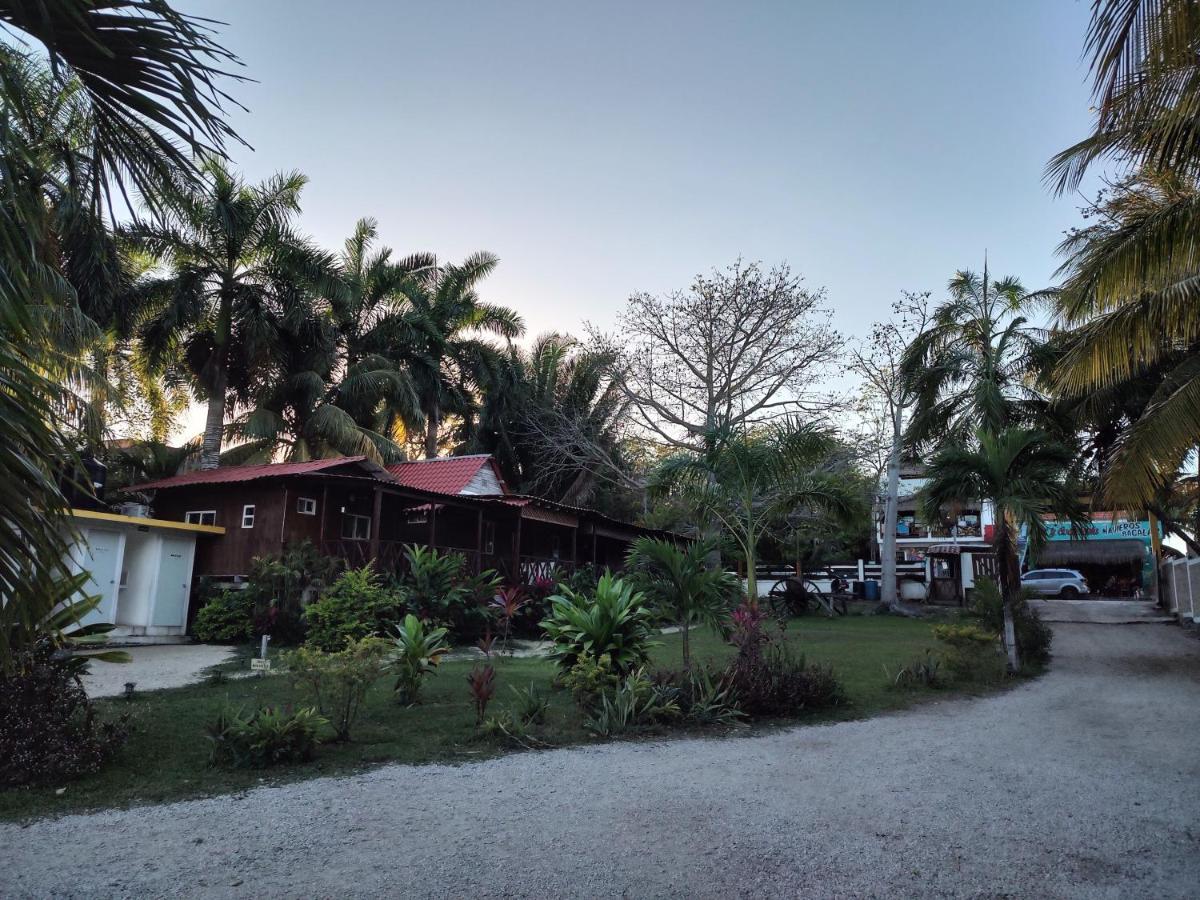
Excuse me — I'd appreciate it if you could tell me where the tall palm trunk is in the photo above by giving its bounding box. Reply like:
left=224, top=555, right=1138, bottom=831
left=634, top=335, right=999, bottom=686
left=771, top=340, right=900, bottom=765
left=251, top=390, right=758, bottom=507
left=880, top=420, right=902, bottom=608
left=993, top=507, right=1021, bottom=673
left=680, top=616, right=691, bottom=668
left=423, top=403, right=440, bottom=459
left=199, top=291, right=233, bottom=470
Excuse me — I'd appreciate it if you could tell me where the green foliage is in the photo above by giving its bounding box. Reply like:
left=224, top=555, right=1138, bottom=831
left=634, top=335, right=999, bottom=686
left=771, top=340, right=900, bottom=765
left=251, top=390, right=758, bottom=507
left=389, top=614, right=450, bottom=705
left=560, top=654, right=622, bottom=709
left=886, top=651, right=942, bottom=690
left=651, top=666, right=744, bottom=726
left=284, top=638, right=388, bottom=742
left=0, top=647, right=128, bottom=786
left=541, top=573, right=659, bottom=675
left=205, top=705, right=326, bottom=769
left=302, top=563, right=407, bottom=652
left=585, top=670, right=680, bottom=737
left=933, top=622, right=1002, bottom=682
left=970, top=578, right=1054, bottom=667
left=192, top=587, right=255, bottom=642
left=466, top=663, right=497, bottom=725
left=401, top=544, right=495, bottom=640
left=508, top=682, right=549, bottom=725
left=724, top=638, right=844, bottom=718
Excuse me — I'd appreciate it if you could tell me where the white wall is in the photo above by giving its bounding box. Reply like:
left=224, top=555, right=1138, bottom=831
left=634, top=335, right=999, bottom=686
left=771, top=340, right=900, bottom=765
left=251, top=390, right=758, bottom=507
left=116, top=532, right=159, bottom=627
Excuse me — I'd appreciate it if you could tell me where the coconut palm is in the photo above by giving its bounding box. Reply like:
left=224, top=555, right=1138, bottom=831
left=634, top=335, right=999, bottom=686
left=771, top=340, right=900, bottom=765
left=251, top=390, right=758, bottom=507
left=130, top=159, right=330, bottom=469
left=650, top=423, right=864, bottom=608
left=921, top=428, right=1084, bottom=672
left=394, top=252, right=524, bottom=457
left=900, top=267, right=1046, bottom=450
left=626, top=537, right=738, bottom=667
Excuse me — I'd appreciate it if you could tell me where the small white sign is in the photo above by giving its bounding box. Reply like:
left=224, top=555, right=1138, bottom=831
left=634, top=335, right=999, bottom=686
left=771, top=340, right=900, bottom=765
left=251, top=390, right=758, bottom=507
left=250, top=658, right=272, bottom=672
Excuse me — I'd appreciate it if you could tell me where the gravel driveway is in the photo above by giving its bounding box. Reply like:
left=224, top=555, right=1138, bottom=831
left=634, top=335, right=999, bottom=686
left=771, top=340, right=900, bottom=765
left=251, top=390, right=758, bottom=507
left=6, top=623, right=1199, bottom=898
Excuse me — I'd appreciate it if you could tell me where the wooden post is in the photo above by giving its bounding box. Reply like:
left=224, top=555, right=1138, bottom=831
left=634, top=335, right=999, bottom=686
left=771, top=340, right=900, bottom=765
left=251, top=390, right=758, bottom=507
left=571, top=524, right=578, bottom=568
left=512, top=514, right=523, bottom=581
left=475, top=509, right=484, bottom=574
left=591, top=526, right=598, bottom=566
left=369, top=486, right=382, bottom=561
left=319, top=483, right=329, bottom=547
left=428, top=504, right=438, bottom=549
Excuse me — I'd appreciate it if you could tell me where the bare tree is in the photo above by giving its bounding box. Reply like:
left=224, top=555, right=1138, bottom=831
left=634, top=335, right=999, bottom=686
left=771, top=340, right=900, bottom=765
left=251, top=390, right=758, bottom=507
left=591, top=260, right=842, bottom=450
left=849, top=292, right=931, bottom=611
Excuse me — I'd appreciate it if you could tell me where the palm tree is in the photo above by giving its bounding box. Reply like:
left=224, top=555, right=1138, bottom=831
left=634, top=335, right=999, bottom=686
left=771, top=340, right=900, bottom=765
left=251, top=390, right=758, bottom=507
left=0, top=1, right=241, bottom=674
left=921, top=428, right=1083, bottom=672
left=900, top=266, right=1045, bottom=449
left=395, top=252, right=524, bottom=457
left=650, top=423, right=864, bottom=608
left=626, top=537, right=738, bottom=667
left=131, top=159, right=329, bottom=469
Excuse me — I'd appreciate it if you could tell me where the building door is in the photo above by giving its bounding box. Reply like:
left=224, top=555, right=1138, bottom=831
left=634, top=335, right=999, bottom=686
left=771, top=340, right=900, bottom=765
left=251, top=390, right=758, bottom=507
left=78, top=528, right=122, bottom=625
left=150, top=537, right=192, bottom=628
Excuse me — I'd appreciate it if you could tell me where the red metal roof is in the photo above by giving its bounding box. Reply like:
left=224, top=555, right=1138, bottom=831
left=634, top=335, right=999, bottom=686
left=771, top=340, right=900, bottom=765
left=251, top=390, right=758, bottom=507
left=386, top=455, right=506, bottom=496
left=132, top=456, right=378, bottom=491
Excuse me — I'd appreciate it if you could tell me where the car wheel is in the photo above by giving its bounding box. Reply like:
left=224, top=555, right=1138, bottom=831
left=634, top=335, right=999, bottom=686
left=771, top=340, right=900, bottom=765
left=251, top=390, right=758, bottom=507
left=1060, top=586, right=1080, bottom=599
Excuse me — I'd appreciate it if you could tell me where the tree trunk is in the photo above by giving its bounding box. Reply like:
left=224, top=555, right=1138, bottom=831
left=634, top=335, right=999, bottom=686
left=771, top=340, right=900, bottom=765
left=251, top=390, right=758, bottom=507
left=993, top=510, right=1021, bottom=673
left=423, top=405, right=440, bottom=459
left=680, top=617, right=690, bottom=668
left=880, top=418, right=902, bottom=608
left=1148, top=502, right=1200, bottom=556
left=199, top=368, right=227, bottom=470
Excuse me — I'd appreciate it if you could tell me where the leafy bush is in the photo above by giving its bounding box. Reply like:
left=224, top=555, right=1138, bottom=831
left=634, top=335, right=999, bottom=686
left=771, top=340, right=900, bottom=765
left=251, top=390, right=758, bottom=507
left=585, top=670, right=680, bottom=737
left=720, top=633, right=844, bottom=720
left=560, top=654, right=621, bottom=709
left=401, top=545, right=500, bottom=641
left=541, top=573, right=659, bottom=675
left=651, top=666, right=744, bottom=726
left=192, top=587, right=255, bottom=642
left=970, top=577, right=1053, bottom=667
left=205, top=704, right=326, bottom=768
left=467, top=663, right=497, bottom=724
left=0, top=648, right=128, bottom=786
left=508, top=682, right=549, bottom=725
left=390, top=614, right=450, bottom=705
left=303, top=564, right=407, bottom=652
left=285, top=637, right=388, bottom=741
left=490, top=586, right=528, bottom=655
left=932, top=623, right=1002, bottom=681
left=885, top=651, right=942, bottom=689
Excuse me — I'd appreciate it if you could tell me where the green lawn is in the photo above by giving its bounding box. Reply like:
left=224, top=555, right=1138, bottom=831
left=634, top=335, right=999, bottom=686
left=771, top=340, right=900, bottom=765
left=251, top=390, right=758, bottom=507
left=1, top=614, right=1003, bottom=822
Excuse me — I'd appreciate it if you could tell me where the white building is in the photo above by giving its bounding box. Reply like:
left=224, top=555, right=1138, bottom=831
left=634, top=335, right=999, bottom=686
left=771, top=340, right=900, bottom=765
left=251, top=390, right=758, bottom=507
left=65, top=508, right=224, bottom=642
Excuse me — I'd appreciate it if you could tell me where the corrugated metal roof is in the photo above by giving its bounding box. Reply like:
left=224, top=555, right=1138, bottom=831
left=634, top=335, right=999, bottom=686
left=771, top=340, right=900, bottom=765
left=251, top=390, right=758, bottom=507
left=387, top=455, right=506, bottom=496
left=132, top=456, right=382, bottom=491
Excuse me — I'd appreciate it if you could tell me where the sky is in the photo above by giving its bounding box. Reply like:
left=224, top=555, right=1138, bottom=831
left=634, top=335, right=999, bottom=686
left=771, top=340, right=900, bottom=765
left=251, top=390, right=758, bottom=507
left=178, top=0, right=1099, bottom=435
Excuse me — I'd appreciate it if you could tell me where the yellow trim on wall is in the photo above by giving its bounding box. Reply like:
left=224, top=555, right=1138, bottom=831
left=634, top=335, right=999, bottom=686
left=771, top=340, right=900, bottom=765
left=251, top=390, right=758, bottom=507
left=70, top=508, right=226, bottom=535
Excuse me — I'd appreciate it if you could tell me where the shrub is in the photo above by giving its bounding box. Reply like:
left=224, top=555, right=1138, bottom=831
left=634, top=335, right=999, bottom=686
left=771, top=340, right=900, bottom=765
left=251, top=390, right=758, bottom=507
left=303, top=564, right=407, bottom=652
left=192, top=587, right=255, bottom=642
left=932, top=623, right=1002, bottom=682
left=970, top=578, right=1053, bottom=668
left=724, top=640, right=844, bottom=718
left=560, top=654, right=621, bottom=709
left=390, top=614, right=450, bottom=705
left=651, top=666, right=744, bottom=726
left=285, top=638, right=388, bottom=741
left=467, top=663, right=497, bottom=725
left=490, top=586, right=528, bottom=655
left=508, top=682, right=549, bottom=725
left=541, top=573, right=659, bottom=675
left=0, top=649, right=128, bottom=786
left=585, top=669, right=680, bottom=737
left=886, top=651, right=942, bottom=689
left=205, top=704, right=326, bottom=768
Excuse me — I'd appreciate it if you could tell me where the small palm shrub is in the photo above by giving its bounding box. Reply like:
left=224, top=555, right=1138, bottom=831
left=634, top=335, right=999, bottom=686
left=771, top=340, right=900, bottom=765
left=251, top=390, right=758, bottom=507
left=0, top=648, right=128, bottom=786
left=303, top=564, right=407, bottom=652
left=285, top=638, right=388, bottom=741
left=490, top=586, right=528, bottom=655
left=541, top=573, right=659, bottom=675
left=970, top=577, right=1053, bottom=667
left=585, top=670, right=680, bottom=737
left=205, top=704, right=327, bottom=768
left=390, top=614, right=450, bottom=705
left=193, top=587, right=255, bottom=642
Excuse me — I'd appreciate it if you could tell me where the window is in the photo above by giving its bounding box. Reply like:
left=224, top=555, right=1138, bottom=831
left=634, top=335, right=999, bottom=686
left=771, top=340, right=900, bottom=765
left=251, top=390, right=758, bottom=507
left=241, top=505, right=256, bottom=528
left=185, top=510, right=216, bottom=526
left=297, top=497, right=317, bottom=516
left=483, top=521, right=496, bottom=555
left=342, top=513, right=371, bottom=541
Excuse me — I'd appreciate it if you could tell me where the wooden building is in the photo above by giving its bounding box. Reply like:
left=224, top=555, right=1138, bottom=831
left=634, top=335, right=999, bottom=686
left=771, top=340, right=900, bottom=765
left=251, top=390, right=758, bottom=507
left=131, top=456, right=665, bottom=585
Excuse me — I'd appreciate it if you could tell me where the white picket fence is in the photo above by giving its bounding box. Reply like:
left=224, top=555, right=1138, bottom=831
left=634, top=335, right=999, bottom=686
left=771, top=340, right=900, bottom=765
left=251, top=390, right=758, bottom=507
left=1160, top=557, right=1200, bottom=623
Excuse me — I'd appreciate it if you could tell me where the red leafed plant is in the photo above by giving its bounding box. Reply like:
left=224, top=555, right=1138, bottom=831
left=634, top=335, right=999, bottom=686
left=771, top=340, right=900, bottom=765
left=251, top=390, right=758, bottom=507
left=466, top=664, right=496, bottom=725
left=489, top=586, right=528, bottom=655
left=476, top=628, right=496, bottom=658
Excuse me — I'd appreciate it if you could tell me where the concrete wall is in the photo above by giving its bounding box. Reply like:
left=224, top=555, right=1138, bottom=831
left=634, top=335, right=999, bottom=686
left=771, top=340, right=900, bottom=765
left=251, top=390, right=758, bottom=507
left=1160, top=558, right=1200, bottom=623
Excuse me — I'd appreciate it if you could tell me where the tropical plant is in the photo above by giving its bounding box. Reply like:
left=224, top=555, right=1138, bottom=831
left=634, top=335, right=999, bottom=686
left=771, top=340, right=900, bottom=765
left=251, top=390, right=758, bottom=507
left=969, top=578, right=1053, bottom=669
left=508, top=682, right=549, bottom=725
left=650, top=422, right=865, bottom=606
left=723, top=640, right=843, bottom=719
left=651, top=666, right=743, bottom=726
left=584, top=669, right=680, bottom=737
left=192, top=586, right=255, bottom=642
left=302, top=563, right=407, bottom=652
left=541, top=573, right=659, bottom=674
left=129, top=158, right=329, bottom=469
left=920, top=430, right=1081, bottom=672
left=389, top=614, right=451, bottom=705
left=490, top=586, right=528, bottom=655
left=285, top=637, right=387, bottom=742
left=932, top=621, right=1003, bottom=682
left=466, top=663, right=497, bottom=725
left=205, top=704, right=326, bottom=769
left=625, top=537, right=738, bottom=667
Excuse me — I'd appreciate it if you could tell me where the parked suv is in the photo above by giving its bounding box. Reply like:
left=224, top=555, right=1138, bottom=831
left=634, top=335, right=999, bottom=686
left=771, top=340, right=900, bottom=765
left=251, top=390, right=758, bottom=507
left=1021, top=568, right=1089, bottom=598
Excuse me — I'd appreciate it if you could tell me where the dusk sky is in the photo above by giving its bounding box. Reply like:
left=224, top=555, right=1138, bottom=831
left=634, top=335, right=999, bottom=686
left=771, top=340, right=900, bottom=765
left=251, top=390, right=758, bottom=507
left=187, top=0, right=1098, bottom=371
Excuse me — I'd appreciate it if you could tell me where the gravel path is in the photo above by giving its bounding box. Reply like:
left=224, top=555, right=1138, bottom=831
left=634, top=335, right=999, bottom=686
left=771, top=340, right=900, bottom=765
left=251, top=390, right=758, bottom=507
left=81, top=644, right=235, bottom=698
left=7, top=623, right=1199, bottom=898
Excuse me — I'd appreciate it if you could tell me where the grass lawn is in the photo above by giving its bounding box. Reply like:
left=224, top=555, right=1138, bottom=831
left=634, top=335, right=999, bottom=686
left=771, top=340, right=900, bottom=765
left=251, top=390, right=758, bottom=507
left=1, top=614, right=1006, bottom=822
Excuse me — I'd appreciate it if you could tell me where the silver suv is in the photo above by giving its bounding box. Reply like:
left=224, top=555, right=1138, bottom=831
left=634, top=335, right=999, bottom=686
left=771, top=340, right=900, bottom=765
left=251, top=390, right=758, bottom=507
left=1021, top=568, right=1089, bottom=598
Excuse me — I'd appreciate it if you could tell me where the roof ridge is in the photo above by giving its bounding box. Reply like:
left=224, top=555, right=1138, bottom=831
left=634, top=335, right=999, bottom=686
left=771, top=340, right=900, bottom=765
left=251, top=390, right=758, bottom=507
left=388, top=454, right=492, bottom=466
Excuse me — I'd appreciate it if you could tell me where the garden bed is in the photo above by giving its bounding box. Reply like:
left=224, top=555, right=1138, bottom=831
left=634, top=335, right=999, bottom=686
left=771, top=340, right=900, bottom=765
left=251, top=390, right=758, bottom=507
left=0, top=616, right=1024, bottom=821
